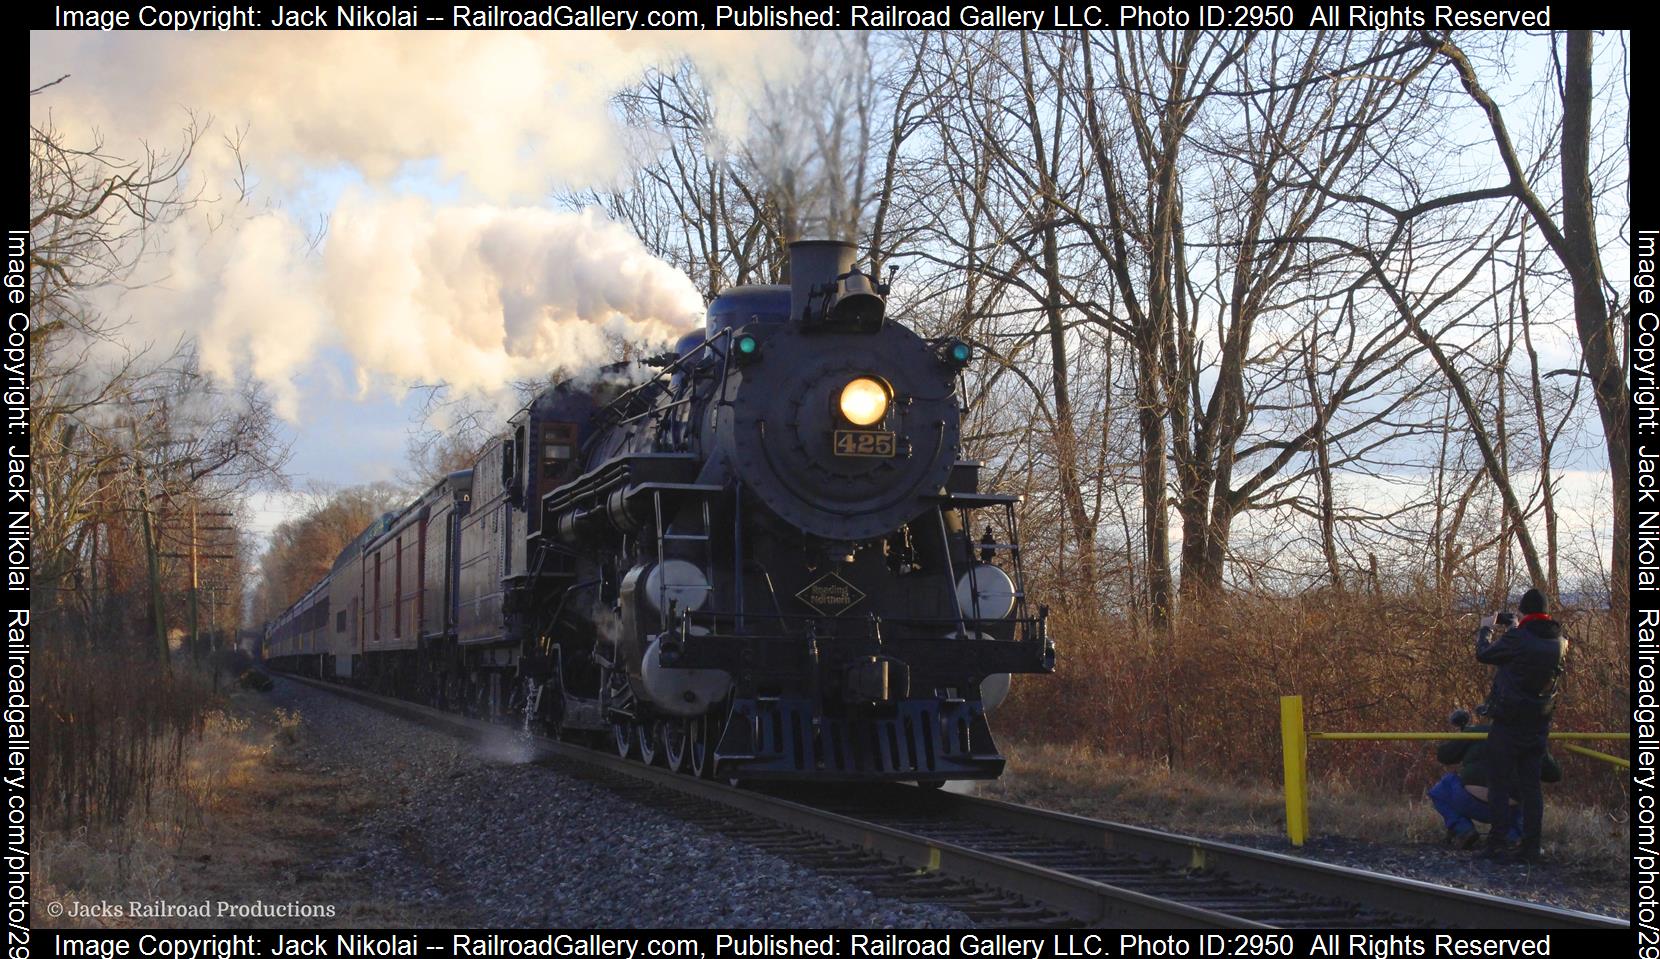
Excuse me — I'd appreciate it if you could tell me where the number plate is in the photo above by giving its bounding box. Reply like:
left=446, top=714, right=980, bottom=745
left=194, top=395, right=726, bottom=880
left=833, top=430, right=896, bottom=458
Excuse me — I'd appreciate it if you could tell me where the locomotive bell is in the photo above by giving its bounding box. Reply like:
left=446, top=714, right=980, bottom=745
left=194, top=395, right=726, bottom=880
left=788, top=239, right=887, bottom=332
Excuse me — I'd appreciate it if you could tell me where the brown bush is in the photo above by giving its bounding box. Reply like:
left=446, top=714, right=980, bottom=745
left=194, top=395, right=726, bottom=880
left=997, top=594, right=1628, bottom=810
left=36, top=639, right=216, bottom=834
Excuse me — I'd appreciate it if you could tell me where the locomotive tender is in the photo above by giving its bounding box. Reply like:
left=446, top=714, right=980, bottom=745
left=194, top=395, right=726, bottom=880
left=266, top=240, right=1055, bottom=782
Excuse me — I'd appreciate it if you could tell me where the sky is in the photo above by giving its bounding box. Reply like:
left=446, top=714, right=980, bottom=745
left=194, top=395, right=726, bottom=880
left=29, top=31, right=803, bottom=539
left=29, top=30, right=1627, bottom=570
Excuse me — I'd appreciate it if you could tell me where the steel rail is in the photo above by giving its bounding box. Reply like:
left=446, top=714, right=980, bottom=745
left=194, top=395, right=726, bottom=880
left=284, top=676, right=1626, bottom=930
left=821, top=786, right=1628, bottom=931
left=288, top=675, right=1250, bottom=927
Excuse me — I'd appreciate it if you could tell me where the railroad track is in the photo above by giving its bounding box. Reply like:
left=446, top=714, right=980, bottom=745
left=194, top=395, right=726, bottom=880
left=283, top=675, right=1627, bottom=930
left=781, top=786, right=1625, bottom=929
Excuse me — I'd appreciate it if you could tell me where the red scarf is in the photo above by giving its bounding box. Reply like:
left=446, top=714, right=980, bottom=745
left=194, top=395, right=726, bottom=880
left=1519, top=612, right=1552, bottom=627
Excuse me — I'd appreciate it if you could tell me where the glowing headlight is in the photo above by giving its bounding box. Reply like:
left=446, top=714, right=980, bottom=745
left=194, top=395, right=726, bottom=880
left=839, top=377, right=889, bottom=426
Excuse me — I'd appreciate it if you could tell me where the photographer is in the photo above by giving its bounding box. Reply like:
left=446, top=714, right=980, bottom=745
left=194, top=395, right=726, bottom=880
left=1428, top=708, right=1560, bottom=850
left=1474, top=588, right=1568, bottom=863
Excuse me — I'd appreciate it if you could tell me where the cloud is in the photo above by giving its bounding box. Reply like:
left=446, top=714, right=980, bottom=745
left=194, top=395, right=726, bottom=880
left=322, top=195, right=704, bottom=396
left=31, top=32, right=786, bottom=199
left=28, top=31, right=795, bottom=419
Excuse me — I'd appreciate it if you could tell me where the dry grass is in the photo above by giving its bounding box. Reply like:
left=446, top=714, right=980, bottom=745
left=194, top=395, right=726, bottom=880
left=168, top=709, right=303, bottom=822
left=32, top=631, right=380, bottom=927
left=982, top=739, right=1630, bottom=871
left=988, top=591, right=1630, bottom=876
left=34, top=687, right=438, bottom=928
left=36, top=643, right=217, bottom=833
left=996, top=593, right=1629, bottom=810
left=34, top=698, right=254, bottom=925
left=35, top=693, right=277, bottom=923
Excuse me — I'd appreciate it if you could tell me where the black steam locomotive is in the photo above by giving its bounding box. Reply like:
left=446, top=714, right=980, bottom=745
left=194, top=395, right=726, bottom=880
left=266, top=240, right=1055, bottom=782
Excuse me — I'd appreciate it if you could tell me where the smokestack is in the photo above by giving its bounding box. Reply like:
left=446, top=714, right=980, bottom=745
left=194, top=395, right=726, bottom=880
left=788, top=239, right=887, bottom=333
left=788, top=239, right=856, bottom=325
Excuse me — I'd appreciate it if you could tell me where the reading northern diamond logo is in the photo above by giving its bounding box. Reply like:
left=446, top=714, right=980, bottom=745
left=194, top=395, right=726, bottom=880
left=795, top=572, right=866, bottom=616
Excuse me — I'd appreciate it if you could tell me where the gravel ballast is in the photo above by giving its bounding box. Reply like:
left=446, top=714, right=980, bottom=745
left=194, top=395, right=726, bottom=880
left=1218, top=832, right=1628, bottom=920
left=269, top=678, right=973, bottom=928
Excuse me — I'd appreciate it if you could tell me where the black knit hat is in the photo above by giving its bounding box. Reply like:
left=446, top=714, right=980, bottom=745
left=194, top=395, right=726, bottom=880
left=1518, top=588, right=1546, bottom=615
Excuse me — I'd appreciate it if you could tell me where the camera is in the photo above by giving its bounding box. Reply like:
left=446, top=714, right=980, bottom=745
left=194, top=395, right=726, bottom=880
left=1480, top=609, right=1516, bottom=629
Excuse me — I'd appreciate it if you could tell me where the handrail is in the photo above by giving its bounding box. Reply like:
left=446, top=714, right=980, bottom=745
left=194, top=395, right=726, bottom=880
left=1280, top=694, right=1629, bottom=845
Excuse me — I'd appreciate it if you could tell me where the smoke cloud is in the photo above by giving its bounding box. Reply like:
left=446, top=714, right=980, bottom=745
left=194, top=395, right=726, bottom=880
left=30, top=32, right=782, bottom=199
left=28, top=31, right=793, bottom=418
left=323, top=197, right=704, bottom=397
left=722, top=32, right=877, bottom=243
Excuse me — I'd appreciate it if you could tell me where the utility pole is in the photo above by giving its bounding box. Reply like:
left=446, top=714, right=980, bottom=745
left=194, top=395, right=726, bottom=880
left=205, top=581, right=220, bottom=689
left=162, top=507, right=237, bottom=666
left=135, top=459, right=170, bottom=670
left=87, top=515, right=98, bottom=635
left=190, top=502, right=200, bottom=663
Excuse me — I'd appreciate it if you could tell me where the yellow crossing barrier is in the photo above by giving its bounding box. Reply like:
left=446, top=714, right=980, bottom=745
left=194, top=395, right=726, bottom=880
left=1278, top=694, right=1630, bottom=846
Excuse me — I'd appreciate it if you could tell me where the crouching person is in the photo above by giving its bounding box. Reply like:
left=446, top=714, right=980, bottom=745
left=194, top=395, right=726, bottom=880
left=1429, top=707, right=1561, bottom=850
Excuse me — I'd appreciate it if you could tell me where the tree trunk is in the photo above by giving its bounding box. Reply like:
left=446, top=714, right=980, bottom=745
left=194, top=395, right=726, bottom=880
left=1559, top=32, right=1628, bottom=617
left=1019, top=33, right=1098, bottom=604
left=136, top=462, right=170, bottom=671
left=1305, top=345, right=1344, bottom=594
left=1175, top=467, right=1213, bottom=602
left=1135, top=342, right=1174, bottom=628
left=1434, top=31, right=1627, bottom=617
left=1518, top=252, right=1560, bottom=599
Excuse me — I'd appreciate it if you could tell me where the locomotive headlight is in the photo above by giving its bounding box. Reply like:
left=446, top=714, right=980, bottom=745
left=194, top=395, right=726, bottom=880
left=839, top=377, right=889, bottom=426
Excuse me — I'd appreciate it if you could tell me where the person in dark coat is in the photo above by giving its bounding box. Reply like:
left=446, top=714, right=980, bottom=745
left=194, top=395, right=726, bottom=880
left=1428, top=708, right=1561, bottom=849
left=1474, top=588, right=1568, bottom=863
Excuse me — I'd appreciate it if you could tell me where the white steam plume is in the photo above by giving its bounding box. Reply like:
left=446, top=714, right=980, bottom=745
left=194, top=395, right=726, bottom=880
left=27, top=31, right=796, bottom=419
left=323, top=196, right=704, bottom=396
left=29, top=32, right=782, bottom=200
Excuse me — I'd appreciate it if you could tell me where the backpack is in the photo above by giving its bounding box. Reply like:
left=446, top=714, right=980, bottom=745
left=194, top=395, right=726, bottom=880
left=1501, top=634, right=1568, bottom=721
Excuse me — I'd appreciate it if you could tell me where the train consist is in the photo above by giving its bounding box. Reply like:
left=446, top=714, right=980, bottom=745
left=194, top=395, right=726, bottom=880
left=265, top=240, right=1055, bottom=782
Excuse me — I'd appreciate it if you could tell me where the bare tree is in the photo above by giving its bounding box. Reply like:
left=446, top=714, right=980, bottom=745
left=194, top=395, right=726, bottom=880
left=565, top=33, right=1618, bottom=630
left=249, top=482, right=405, bottom=624
left=1425, top=30, right=1628, bottom=615
left=30, top=94, right=287, bottom=652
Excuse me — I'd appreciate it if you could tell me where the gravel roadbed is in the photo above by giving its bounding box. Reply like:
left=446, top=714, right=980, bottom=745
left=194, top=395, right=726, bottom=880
left=976, top=778, right=1626, bottom=921
left=1214, top=832, right=1628, bottom=920
left=271, top=678, right=971, bottom=928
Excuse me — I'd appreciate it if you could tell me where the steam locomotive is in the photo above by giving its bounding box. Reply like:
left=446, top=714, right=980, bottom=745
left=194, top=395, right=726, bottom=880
left=265, top=240, right=1055, bottom=782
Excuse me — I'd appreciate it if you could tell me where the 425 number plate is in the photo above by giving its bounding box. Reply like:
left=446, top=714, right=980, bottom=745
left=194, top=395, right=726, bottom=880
left=833, top=430, right=896, bottom=458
